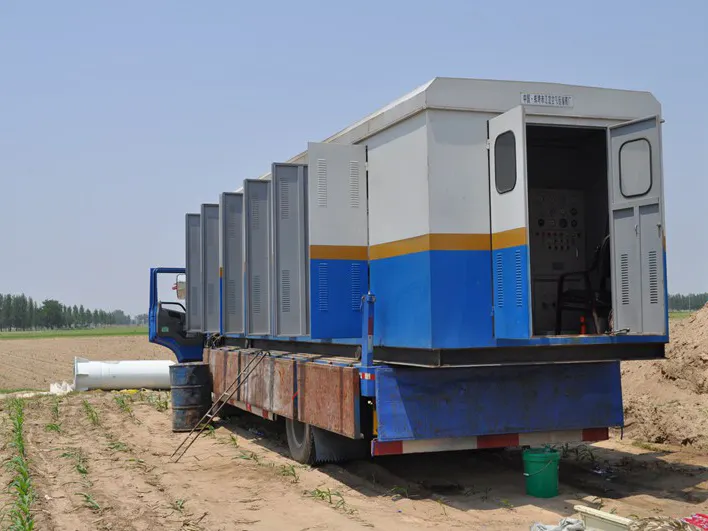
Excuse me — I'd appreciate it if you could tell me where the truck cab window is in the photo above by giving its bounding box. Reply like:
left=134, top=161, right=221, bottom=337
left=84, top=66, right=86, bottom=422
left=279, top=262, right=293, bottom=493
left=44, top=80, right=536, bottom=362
left=495, top=130, right=517, bottom=194
left=619, top=138, right=652, bottom=197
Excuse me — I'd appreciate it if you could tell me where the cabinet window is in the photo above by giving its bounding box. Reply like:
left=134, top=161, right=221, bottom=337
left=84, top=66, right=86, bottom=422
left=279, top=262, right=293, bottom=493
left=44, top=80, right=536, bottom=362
left=620, top=138, right=652, bottom=197
left=495, top=131, right=517, bottom=194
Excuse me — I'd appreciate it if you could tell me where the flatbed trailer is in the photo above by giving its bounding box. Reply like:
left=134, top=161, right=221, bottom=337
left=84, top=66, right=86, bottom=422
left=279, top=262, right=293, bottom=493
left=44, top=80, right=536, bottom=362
left=149, top=77, right=668, bottom=463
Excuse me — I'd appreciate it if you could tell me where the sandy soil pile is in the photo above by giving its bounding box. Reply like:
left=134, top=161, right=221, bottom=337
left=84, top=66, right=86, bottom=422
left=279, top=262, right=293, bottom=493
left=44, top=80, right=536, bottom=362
left=622, top=305, right=708, bottom=449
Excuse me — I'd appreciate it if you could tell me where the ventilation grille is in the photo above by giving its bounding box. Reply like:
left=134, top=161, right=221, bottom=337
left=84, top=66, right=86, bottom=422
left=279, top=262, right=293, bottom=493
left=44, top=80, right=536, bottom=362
left=252, top=275, right=262, bottom=314
left=495, top=253, right=504, bottom=308
left=250, top=196, right=260, bottom=230
left=281, top=269, right=291, bottom=313
left=648, top=250, right=659, bottom=304
left=349, top=162, right=360, bottom=208
left=317, top=159, right=328, bottom=207
left=318, top=263, right=329, bottom=312
left=620, top=254, right=630, bottom=305
left=279, top=179, right=290, bottom=220
left=351, top=263, right=361, bottom=310
left=514, top=250, right=523, bottom=308
left=226, top=280, right=238, bottom=315
left=227, top=216, right=238, bottom=240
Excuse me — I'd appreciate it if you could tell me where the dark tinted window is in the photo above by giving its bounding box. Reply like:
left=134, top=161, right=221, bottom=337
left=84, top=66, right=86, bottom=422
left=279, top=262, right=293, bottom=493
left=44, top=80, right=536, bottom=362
left=495, top=131, right=516, bottom=194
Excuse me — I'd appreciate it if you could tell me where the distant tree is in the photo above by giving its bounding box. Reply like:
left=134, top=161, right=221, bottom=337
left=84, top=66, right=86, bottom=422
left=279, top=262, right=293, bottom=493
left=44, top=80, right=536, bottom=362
left=669, top=293, right=708, bottom=311
left=111, top=310, right=130, bottom=325
left=41, top=300, right=64, bottom=329
left=3, top=294, right=15, bottom=330
left=93, top=309, right=99, bottom=326
left=28, top=297, right=35, bottom=330
left=13, top=294, right=26, bottom=330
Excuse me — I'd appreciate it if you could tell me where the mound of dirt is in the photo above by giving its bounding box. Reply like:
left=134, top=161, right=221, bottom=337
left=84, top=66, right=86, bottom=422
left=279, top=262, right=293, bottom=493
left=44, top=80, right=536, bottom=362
left=662, top=308, right=708, bottom=394
left=622, top=305, right=708, bottom=449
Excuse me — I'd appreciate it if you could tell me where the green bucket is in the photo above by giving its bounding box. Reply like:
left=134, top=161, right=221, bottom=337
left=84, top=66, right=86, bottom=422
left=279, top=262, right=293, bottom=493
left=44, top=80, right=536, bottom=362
left=522, top=447, right=560, bottom=498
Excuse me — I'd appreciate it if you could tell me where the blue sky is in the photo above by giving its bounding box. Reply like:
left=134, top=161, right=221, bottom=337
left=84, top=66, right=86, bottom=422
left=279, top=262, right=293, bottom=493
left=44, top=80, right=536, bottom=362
left=1, top=1, right=707, bottom=315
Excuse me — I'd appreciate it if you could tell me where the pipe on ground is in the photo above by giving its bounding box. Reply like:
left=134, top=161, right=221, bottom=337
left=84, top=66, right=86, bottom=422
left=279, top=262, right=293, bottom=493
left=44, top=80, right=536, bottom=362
left=74, top=357, right=175, bottom=391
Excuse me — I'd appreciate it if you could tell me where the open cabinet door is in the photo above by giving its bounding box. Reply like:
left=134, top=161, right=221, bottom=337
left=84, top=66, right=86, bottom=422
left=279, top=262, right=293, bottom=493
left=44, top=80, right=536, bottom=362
left=488, top=106, right=532, bottom=339
left=608, top=116, right=666, bottom=335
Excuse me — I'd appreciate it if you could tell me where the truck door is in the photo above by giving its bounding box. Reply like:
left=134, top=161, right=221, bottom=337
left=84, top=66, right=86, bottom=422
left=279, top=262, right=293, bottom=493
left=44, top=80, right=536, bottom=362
left=488, top=106, right=533, bottom=339
left=608, top=116, right=666, bottom=335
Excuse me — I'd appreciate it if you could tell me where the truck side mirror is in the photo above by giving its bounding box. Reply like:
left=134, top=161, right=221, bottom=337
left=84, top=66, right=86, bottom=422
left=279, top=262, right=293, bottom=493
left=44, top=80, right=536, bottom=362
left=175, top=274, right=186, bottom=300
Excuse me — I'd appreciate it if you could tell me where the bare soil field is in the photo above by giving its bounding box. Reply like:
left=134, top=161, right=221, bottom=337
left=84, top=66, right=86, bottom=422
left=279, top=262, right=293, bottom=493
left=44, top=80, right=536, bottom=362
left=0, top=336, right=171, bottom=391
left=0, top=326, right=707, bottom=529
left=0, top=391, right=705, bottom=530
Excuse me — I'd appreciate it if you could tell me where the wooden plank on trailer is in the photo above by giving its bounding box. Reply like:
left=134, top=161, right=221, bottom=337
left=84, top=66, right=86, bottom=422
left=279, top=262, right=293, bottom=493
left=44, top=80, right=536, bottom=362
left=297, top=363, right=360, bottom=438
left=224, top=348, right=240, bottom=403
left=271, top=357, right=295, bottom=418
left=240, top=350, right=271, bottom=411
left=208, top=349, right=222, bottom=397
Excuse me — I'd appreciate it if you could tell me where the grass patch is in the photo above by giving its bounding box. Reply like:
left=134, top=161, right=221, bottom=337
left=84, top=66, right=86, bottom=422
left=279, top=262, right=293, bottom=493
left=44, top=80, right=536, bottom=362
left=50, top=397, right=60, bottom=421
left=280, top=464, right=300, bottom=483
left=81, top=400, right=100, bottom=426
left=107, top=441, right=129, bottom=452
left=5, top=398, right=35, bottom=530
left=669, top=310, right=693, bottom=321
left=140, top=391, right=169, bottom=412
left=0, top=326, right=148, bottom=340
left=45, top=423, right=61, bottom=433
left=170, top=499, right=186, bottom=513
left=76, top=492, right=101, bottom=512
left=61, top=449, right=89, bottom=476
left=632, top=440, right=665, bottom=452
left=0, top=389, right=38, bottom=395
left=310, top=487, right=346, bottom=509
left=113, top=395, right=133, bottom=414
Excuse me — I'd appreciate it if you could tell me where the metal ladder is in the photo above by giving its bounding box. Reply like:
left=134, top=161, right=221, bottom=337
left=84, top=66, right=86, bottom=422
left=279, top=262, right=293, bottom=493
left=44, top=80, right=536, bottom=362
left=170, top=350, right=269, bottom=463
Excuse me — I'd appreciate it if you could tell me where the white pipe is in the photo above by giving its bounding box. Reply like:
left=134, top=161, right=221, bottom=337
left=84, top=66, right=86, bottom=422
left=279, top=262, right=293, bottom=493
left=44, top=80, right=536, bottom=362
left=74, top=357, right=175, bottom=391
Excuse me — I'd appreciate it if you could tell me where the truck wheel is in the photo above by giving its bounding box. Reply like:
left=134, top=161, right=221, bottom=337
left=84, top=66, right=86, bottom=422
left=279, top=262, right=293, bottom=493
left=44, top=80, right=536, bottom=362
left=285, top=418, right=315, bottom=464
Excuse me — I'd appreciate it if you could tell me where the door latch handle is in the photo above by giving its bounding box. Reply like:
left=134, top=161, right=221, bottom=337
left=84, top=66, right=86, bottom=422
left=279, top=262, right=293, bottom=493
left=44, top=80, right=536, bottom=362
left=635, top=224, right=639, bottom=235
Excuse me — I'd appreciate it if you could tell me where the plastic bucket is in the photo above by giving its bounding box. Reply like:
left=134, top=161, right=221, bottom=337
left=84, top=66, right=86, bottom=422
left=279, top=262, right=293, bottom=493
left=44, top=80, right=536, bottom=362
left=522, top=448, right=560, bottom=498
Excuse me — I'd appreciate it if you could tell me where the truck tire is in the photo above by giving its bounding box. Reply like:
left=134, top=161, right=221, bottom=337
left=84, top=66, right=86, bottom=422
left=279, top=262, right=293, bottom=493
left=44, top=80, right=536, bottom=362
left=285, top=418, right=316, bottom=465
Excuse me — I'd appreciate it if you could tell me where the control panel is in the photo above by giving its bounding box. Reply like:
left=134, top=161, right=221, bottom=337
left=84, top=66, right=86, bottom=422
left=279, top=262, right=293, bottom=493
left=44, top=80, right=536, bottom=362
left=529, top=188, right=585, bottom=276
left=529, top=188, right=586, bottom=335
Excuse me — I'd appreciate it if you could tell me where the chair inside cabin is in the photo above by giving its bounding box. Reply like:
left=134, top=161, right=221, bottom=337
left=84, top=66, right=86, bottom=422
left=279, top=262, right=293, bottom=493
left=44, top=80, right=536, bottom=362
left=555, top=234, right=612, bottom=335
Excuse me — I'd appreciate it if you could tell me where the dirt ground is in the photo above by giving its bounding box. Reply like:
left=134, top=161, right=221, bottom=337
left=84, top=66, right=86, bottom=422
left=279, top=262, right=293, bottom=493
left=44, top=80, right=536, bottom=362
left=0, top=391, right=705, bottom=531
left=1, top=326, right=708, bottom=529
left=0, top=336, right=171, bottom=390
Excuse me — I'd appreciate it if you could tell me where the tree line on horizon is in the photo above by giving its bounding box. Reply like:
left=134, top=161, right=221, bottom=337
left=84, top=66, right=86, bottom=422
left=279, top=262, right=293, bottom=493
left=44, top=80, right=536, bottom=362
left=669, top=293, right=708, bottom=311
left=0, top=293, right=132, bottom=331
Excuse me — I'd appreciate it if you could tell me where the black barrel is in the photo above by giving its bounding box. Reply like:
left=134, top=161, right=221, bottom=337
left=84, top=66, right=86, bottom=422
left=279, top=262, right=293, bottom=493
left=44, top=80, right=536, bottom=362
left=169, top=362, right=212, bottom=432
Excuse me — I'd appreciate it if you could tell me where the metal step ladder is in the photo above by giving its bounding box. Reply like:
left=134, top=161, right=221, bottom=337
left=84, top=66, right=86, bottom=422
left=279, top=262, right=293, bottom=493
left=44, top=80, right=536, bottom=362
left=170, top=349, right=269, bottom=463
